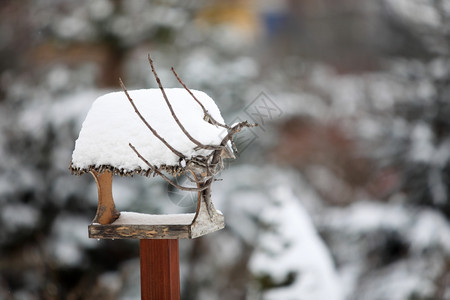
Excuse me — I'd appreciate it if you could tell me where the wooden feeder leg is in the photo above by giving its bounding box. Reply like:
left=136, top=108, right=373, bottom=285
left=201, top=186, right=216, bottom=219
left=90, top=170, right=120, bottom=225
left=140, top=239, right=180, bottom=300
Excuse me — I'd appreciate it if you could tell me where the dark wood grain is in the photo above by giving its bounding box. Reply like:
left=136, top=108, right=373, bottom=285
left=140, top=239, right=180, bottom=300
left=88, top=224, right=191, bottom=239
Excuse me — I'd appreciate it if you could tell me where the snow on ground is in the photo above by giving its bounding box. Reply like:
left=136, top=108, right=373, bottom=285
left=249, top=184, right=342, bottom=300
left=210, top=165, right=343, bottom=300
left=322, top=200, right=450, bottom=253
left=319, top=200, right=450, bottom=299
left=71, top=88, right=226, bottom=171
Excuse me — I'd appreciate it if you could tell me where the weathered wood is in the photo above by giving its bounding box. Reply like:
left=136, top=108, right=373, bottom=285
left=90, top=170, right=120, bottom=224
left=89, top=224, right=191, bottom=239
left=191, top=195, right=224, bottom=239
left=140, top=239, right=180, bottom=300
left=88, top=198, right=224, bottom=239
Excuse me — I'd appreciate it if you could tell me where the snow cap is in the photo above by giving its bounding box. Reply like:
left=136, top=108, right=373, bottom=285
left=70, top=88, right=228, bottom=176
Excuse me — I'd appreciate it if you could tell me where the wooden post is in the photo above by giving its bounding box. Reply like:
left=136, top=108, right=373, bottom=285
left=90, top=170, right=120, bottom=225
left=140, top=239, right=180, bottom=300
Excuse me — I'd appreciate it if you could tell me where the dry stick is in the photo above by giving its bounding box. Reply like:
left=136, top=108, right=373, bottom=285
left=189, top=170, right=202, bottom=225
left=200, top=121, right=255, bottom=218
left=171, top=66, right=236, bottom=157
left=148, top=54, right=222, bottom=151
left=207, top=121, right=257, bottom=183
left=171, top=67, right=230, bottom=130
left=119, top=78, right=186, bottom=159
left=221, top=121, right=256, bottom=147
left=171, top=66, right=237, bottom=157
left=230, top=139, right=239, bottom=154
left=129, top=143, right=210, bottom=192
left=183, top=173, right=197, bottom=183
left=188, top=157, right=209, bottom=168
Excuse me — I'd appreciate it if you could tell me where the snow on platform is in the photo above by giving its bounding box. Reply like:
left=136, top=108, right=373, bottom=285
left=110, top=211, right=195, bottom=225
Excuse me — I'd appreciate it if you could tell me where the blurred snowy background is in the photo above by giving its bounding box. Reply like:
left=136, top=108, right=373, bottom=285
left=1, top=0, right=450, bottom=299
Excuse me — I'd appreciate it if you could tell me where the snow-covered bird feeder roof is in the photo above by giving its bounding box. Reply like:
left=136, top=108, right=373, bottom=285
left=70, top=88, right=227, bottom=177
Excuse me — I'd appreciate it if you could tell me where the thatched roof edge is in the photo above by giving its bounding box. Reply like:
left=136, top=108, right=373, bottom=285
left=69, top=162, right=184, bottom=177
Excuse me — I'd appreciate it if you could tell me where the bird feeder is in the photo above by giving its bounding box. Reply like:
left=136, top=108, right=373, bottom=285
left=69, top=55, right=254, bottom=299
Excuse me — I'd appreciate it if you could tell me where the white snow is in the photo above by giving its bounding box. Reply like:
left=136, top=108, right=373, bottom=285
left=111, top=211, right=194, bottom=225
left=408, top=209, right=450, bottom=253
left=1, top=204, right=39, bottom=229
left=320, top=199, right=450, bottom=299
left=409, top=122, right=434, bottom=163
left=49, top=215, right=96, bottom=266
left=249, top=185, right=343, bottom=300
left=357, top=260, right=436, bottom=300
left=71, top=88, right=227, bottom=172
left=385, top=0, right=441, bottom=28
left=323, top=200, right=411, bottom=233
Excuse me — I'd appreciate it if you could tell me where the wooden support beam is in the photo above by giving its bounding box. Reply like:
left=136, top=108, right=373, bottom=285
left=90, top=170, right=120, bottom=225
left=140, top=239, right=180, bottom=300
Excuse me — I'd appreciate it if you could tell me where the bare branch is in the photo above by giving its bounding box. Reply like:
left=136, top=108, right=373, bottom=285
left=148, top=54, right=222, bottom=151
left=190, top=170, right=202, bottom=225
left=222, top=121, right=257, bottom=146
left=207, top=121, right=257, bottom=177
left=129, top=143, right=210, bottom=192
left=183, top=173, right=197, bottom=183
left=171, top=67, right=230, bottom=130
left=231, top=140, right=239, bottom=154
left=119, top=78, right=186, bottom=159
left=188, top=157, right=209, bottom=168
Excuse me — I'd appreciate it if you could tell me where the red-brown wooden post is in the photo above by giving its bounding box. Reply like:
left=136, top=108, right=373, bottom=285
left=140, top=239, right=180, bottom=300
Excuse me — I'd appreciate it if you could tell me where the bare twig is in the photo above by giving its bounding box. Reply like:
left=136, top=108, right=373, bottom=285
left=119, top=78, right=186, bottom=159
left=190, top=170, right=202, bottom=225
left=148, top=54, right=223, bottom=151
left=188, top=157, right=209, bottom=168
left=230, top=140, right=239, bottom=154
left=171, top=67, right=230, bottom=129
left=222, top=121, right=257, bottom=146
left=183, top=173, right=197, bottom=183
left=129, top=143, right=210, bottom=192
left=207, top=121, right=257, bottom=178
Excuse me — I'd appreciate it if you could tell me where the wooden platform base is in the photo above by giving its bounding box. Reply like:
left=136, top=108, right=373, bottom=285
left=87, top=170, right=225, bottom=240
left=88, top=210, right=224, bottom=239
